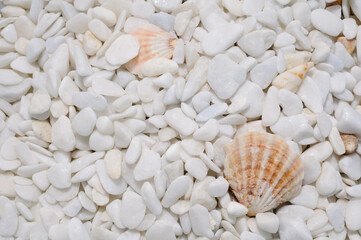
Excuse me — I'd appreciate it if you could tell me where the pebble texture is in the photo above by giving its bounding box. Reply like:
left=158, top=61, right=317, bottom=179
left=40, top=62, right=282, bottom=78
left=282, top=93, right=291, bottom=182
left=0, top=0, right=360, bottom=240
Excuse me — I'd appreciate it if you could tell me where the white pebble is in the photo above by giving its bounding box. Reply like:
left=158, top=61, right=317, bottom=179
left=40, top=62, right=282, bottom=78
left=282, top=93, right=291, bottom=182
left=345, top=198, right=361, bottom=231
left=189, top=204, right=214, bottom=238
left=72, top=107, right=97, bottom=137
left=290, top=185, right=319, bottom=209
left=306, top=209, right=328, bottom=232
left=89, top=130, right=114, bottom=151
left=326, top=203, right=344, bottom=232
left=120, top=190, right=146, bottom=229
left=339, top=153, right=361, bottom=180
left=88, top=19, right=112, bottom=42
left=255, top=212, right=279, bottom=234
left=185, top=158, right=208, bottom=180
left=105, top=34, right=139, bottom=66
left=164, top=108, right=196, bottom=137
left=103, top=149, right=122, bottom=180
left=227, top=202, right=248, bottom=217
left=134, top=149, right=161, bottom=181
left=207, top=54, right=246, bottom=99
left=72, top=92, right=108, bottom=112
left=68, top=217, right=91, bottom=240
left=311, top=9, right=343, bottom=37
left=141, top=182, right=162, bottom=216
left=47, top=163, right=71, bottom=189
left=51, top=116, right=76, bottom=152
left=202, top=23, right=243, bottom=56
left=145, top=223, right=176, bottom=240
left=161, top=176, right=192, bottom=208
left=251, top=56, right=278, bottom=89
left=316, top=162, right=343, bottom=196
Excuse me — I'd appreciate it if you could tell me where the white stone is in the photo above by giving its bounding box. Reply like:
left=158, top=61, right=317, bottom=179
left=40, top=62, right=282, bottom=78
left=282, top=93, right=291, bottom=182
left=337, top=103, right=361, bottom=136
left=202, top=23, right=243, bottom=56
left=193, top=119, right=219, bottom=141
left=208, top=176, right=229, bottom=198
left=242, top=0, right=265, bottom=15
left=326, top=203, right=344, bottom=232
left=88, top=19, right=112, bottom=42
left=311, top=9, right=343, bottom=37
left=196, top=103, right=228, bottom=122
left=72, top=92, right=108, bottom=112
left=349, top=0, right=361, bottom=22
left=297, top=77, right=323, bottom=113
left=329, top=127, right=346, bottom=155
left=274, top=32, right=296, bottom=48
left=134, top=149, right=161, bottom=181
left=343, top=18, right=358, bottom=39
left=182, top=57, right=209, bottom=102
left=145, top=223, right=176, bottom=240
left=231, top=81, right=264, bottom=118
left=152, top=0, right=181, bottom=12
left=290, top=185, right=319, bottom=209
left=47, top=163, right=71, bottom=189
left=227, top=202, right=248, bottom=217
left=316, top=162, right=343, bottom=196
left=161, top=176, right=192, bottom=208
left=131, top=1, right=155, bottom=19
left=52, top=116, right=76, bottom=152
left=255, top=212, right=279, bottom=234
left=240, top=231, right=265, bottom=240
left=164, top=108, right=195, bottom=136
left=251, top=56, right=278, bottom=89
left=68, top=217, right=91, bottom=240
left=117, top=230, right=140, bottom=240
left=207, top=54, right=246, bottom=99
left=89, top=130, right=114, bottom=151
left=185, top=158, right=207, bottom=180
left=11, top=56, right=39, bottom=74
left=138, top=77, right=159, bottom=103
left=29, top=88, right=51, bottom=120
left=189, top=204, right=214, bottom=238
left=141, top=182, right=162, bottom=216
left=95, top=159, right=126, bottom=195
left=141, top=57, right=178, bottom=77
left=238, top=30, right=276, bottom=58
left=306, top=209, right=328, bottom=232
left=92, top=78, right=125, bottom=97
left=72, top=107, right=97, bottom=137
left=105, top=34, right=139, bottom=65
left=335, top=42, right=355, bottom=69
left=26, top=38, right=45, bottom=63
left=0, top=196, right=18, bottom=237
left=345, top=198, right=361, bottom=231
left=103, top=149, right=122, bottom=180
left=339, top=153, right=361, bottom=180
left=346, top=184, right=361, bottom=197
left=120, top=190, right=146, bottom=229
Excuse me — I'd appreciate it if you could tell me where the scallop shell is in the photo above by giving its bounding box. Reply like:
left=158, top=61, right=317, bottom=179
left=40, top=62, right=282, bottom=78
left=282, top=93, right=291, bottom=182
left=272, top=62, right=313, bottom=93
left=125, top=24, right=178, bottom=76
left=224, top=131, right=304, bottom=216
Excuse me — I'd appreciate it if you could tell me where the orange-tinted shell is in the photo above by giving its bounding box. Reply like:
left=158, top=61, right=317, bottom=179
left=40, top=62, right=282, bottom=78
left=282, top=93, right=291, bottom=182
left=125, top=24, right=177, bottom=76
left=224, top=131, right=304, bottom=216
left=337, top=37, right=356, bottom=54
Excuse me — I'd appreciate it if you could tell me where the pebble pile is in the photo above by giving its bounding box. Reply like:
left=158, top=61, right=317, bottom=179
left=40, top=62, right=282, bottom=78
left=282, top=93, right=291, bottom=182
left=0, top=0, right=361, bottom=239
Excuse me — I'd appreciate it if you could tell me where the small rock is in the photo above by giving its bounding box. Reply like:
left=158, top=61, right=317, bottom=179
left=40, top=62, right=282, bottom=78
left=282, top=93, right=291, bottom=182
left=193, top=119, right=219, bottom=141
left=227, top=202, right=248, bottom=217
left=290, top=185, right=319, bottom=209
left=316, top=162, right=343, bottom=196
left=207, top=54, right=246, bottom=99
left=255, top=212, right=279, bottom=234
left=326, top=203, right=344, bottom=232
left=164, top=108, right=196, bottom=136
left=341, top=134, right=358, bottom=154
left=141, top=182, right=162, bottom=216
left=145, top=223, right=176, bottom=240
left=89, top=130, right=114, bottom=151
left=134, top=149, right=161, bottom=181
left=105, top=34, right=139, bottom=65
left=202, top=23, right=243, bottom=56
left=161, top=176, right=192, bottom=208
left=339, top=153, right=361, bottom=180
left=208, top=176, right=229, bottom=198
left=71, top=107, right=97, bottom=137
left=311, top=9, right=343, bottom=37
left=120, top=190, right=146, bottom=229
left=345, top=198, right=361, bottom=231
left=306, top=209, right=328, bottom=232
left=104, top=149, right=122, bottom=180
left=185, top=158, right=208, bottom=180
left=240, top=231, right=265, bottom=240
left=68, top=217, right=91, bottom=240
left=72, top=92, right=108, bottom=112
left=250, top=56, right=278, bottom=89
left=51, top=116, right=76, bottom=152
left=189, top=204, right=214, bottom=238
left=47, top=163, right=71, bottom=189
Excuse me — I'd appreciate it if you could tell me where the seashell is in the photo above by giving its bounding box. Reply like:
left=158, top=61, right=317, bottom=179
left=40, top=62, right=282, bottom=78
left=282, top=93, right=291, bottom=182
left=224, top=131, right=304, bottom=216
left=272, top=62, right=314, bottom=93
left=337, top=37, right=356, bottom=54
left=125, top=23, right=178, bottom=76
left=340, top=134, right=358, bottom=154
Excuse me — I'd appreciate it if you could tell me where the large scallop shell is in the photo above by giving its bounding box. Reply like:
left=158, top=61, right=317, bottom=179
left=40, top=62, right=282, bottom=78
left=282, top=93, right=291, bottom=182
left=224, top=131, right=304, bottom=216
left=125, top=24, right=178, bottom=76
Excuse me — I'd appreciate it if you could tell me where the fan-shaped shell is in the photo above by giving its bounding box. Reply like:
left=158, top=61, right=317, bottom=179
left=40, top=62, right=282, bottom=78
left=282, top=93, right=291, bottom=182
left=224, top=131, right=304, bottom=216
left=125, top=24, right=178, bottom=76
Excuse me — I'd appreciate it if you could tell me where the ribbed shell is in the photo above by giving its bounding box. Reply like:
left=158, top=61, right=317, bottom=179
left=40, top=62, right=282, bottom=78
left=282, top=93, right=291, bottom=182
left=224, top=131, right=304, bottom=216
left=125, top=24, right=177, bottom=76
